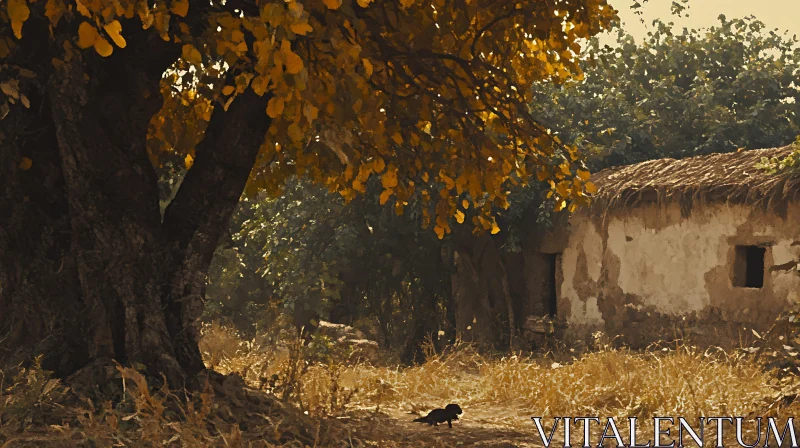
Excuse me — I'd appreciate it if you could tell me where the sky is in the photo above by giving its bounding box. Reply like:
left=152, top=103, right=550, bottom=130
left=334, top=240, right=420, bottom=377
left=601, top=0, right=800, bottom=43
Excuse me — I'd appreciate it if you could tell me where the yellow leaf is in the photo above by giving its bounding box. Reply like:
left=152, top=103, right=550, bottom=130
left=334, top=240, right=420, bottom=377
left=184, top=154, right=194, bottom=169
left=577, top=169, right=590, bottom=181
left=362, top=58, right=373, bottom=77
left=373, top=157, right=385, bottom=173
left=462, top=199, right=469, bottom=209
left=74, top=0, right=91, bottom=17
left=77, top=22, right=97, bottom=49
left=585, top=181, right=597, bottom=194
left=288, top=123, right=304, bottom=142
left=556, top=181, right=570, bottom=198
left=391, top=132, right=403, bottom=145
left=94, top=36, right=113, bottom=57
left=490, top=222, right=500, bottom=235
left=222, top=85, right=235, bottom=96
left=303, top=102, right=318, bottom=123
left=381, top=166, right=398, bottom=189
left=1, top=81, right=18, bottom=98
left=357, top=0, right=373, bottom=7
left=434, top=225, right=444, bottom=240
left=170, top=0, right=189, bottom=17
left=8, top=0, right=31, bottom=39
left=399, top=0, right=415, bottom=7
left=290, top=22, right=313, bottom=35
left=103, top=20, right=127, bottom=48
left=554, top=200, right=567, bottom=212
left=454, top=210, right=465, bottom=224
left=379, top=189, right=393, bottom=205
left=45, top=0, right=65, bottom=27
left=251, top=75, right=270, bottom=96
left=287, top=0, right=304, bottom=17
left=182, top=44, right=202, bottom=65
left=18, top=156, right=32, bottom=171
left=281, top=40, right=303, bottom=74
left=536, top=169, right=549, bottom=181
left=285, top=51, right=303, bottom=74
left=322, top=0, right=342, bottom=9
left=266, top=97, right=284, bottom=118
left=440, top=171, right=455, bottom=190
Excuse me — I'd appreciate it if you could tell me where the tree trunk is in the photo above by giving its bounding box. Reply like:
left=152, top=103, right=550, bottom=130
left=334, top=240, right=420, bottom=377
left=161, top=90, right=272, bottom=380
left=449, top=235, right=518, bottom=351
left=401, top=283, right=439, bottom=364
left=1, top=30, right=269, bottom=388
left=495, top=259, right=517, bottom=350
left=0, top=81, right=86, bottom=377
left=451, top=247, right=493, bottom=346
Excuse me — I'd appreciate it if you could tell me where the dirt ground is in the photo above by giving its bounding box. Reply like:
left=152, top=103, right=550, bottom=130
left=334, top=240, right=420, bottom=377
left=337, top=405, right=541, bottom=447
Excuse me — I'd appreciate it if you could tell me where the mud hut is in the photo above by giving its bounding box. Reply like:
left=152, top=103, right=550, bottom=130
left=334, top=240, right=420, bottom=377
left=530, top=146, right=800, bottom=348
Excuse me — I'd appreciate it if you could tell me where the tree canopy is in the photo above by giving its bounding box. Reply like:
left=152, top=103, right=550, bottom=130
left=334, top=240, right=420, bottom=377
left=4, top=0, right=614, bottom=235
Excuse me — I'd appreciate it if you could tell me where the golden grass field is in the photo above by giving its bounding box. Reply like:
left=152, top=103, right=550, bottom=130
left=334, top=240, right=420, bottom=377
left=1, top=323, right=798, bottom=447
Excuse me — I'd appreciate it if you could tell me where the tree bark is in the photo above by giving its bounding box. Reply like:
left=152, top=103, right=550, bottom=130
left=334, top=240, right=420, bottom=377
left=46, top=39, right=186, bottom=384
left=1, top=26, right=269, bottom=388
left=0, top=83, right=86, bottom=376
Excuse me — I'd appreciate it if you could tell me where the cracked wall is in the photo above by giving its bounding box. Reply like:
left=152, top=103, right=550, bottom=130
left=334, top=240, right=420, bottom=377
left=545, top=202, right=800, bottom=348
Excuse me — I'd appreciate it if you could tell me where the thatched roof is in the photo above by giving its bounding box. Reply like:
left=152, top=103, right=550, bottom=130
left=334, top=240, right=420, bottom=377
left=588, top=146, right=800, bottom=216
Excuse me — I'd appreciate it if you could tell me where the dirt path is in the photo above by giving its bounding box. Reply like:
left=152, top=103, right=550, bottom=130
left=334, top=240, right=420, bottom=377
left=337, top=406, right=542, bottom=447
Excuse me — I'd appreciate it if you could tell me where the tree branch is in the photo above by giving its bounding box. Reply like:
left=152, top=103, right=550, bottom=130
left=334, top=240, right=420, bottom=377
left=162, top=90, right=271, bottom=263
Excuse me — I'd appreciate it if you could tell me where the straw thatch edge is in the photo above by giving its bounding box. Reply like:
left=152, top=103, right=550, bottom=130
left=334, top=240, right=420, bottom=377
left=584, top=146, right=800, bottom=219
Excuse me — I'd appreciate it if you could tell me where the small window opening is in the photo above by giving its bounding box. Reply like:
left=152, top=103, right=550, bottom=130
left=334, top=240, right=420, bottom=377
left=733, top=245, right=766, bottom=288
left=545, top=253, right=561, bottom=316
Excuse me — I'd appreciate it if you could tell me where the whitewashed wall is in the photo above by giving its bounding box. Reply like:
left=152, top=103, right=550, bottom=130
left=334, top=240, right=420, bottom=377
left=558, top=201, right=800, bottom=342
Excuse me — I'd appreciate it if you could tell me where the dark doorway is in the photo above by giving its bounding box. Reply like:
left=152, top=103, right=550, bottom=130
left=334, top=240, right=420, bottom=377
left=733, top=245, right=766, bottom=288
left=545, top=253, right=560, bottom=316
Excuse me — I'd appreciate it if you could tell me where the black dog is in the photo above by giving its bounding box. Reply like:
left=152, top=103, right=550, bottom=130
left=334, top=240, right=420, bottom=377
left=412, top=404, right=463, bottom=428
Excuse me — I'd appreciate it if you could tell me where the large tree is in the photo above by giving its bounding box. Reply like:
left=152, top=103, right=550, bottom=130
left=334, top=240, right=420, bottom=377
left=0, top=0, right=614, bottom=386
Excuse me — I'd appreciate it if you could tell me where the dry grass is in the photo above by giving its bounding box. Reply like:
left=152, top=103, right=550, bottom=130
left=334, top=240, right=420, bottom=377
left=1, top=325, right=795, bottom=447
left=274, top=343, right=774, bottom=420
left=0, top=357, right=323, bottom=447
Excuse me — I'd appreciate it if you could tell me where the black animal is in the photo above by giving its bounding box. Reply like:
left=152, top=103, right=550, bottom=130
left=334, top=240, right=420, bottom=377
left=412, top=404, right=463, bottom=428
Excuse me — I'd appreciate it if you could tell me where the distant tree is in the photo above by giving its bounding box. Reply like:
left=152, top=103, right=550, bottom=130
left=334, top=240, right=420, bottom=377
left=0, top=0, right=612, bottom=385
left=205, top=175, right=456, bottom=362
left=530, top=15, right=800, bottom=171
